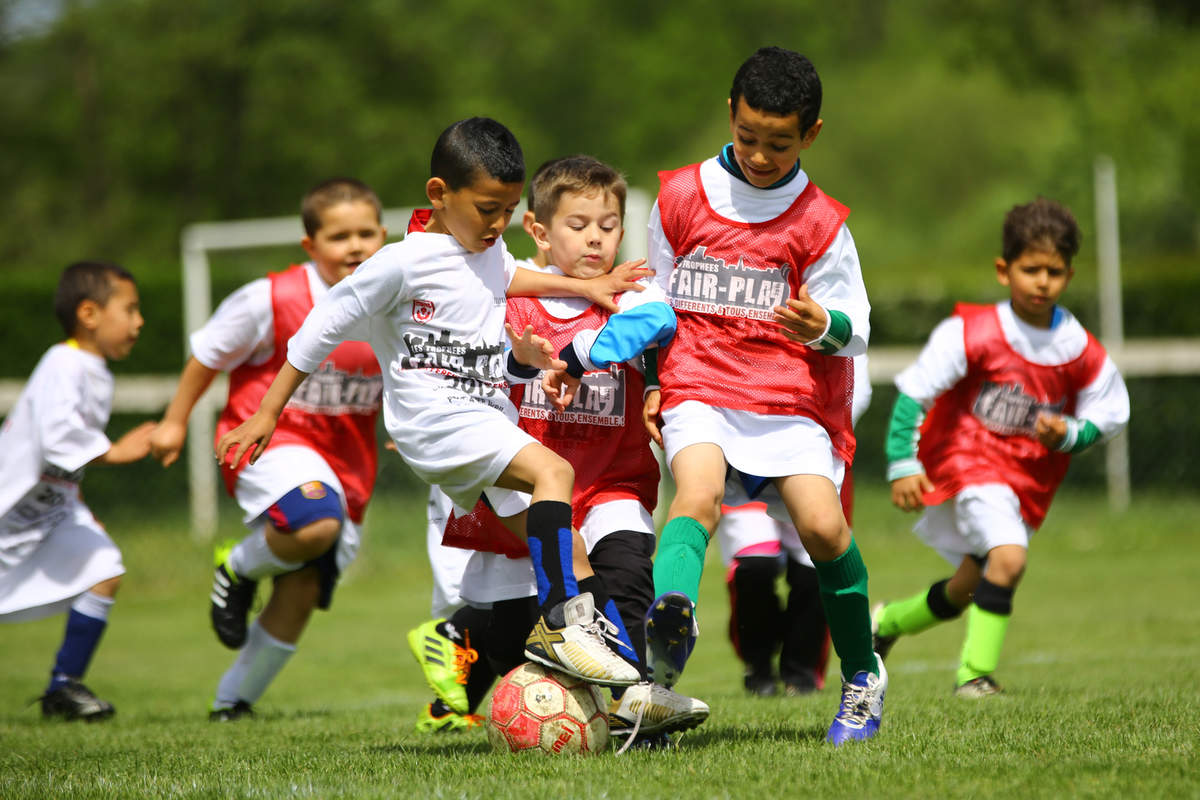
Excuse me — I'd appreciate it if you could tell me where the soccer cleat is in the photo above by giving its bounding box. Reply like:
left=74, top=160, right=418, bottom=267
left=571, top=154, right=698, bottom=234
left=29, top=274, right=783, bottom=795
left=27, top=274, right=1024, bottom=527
left=826, top=655, right=888, bottom=746
left=608, top=681, right=710, bottom=737
left=955, top=675, right=1003, bottom=698
left=524, top=592, right=640, bottom=687
left=414, top=702, right=484, bottom=734
left=406, top=618, right=475, bottom=715
left=39, top=680, right=115, bottom=721
left=644, top=592, right=698, bottom=688
left=743, top=670, right=778, bottom=697
left=210, top=539, right=257, bottom=650
left=871, top=602, right=898, bottom=662
left=782, top=670, right=819, bottom=697
left=209, top=700, right=254, bottom=721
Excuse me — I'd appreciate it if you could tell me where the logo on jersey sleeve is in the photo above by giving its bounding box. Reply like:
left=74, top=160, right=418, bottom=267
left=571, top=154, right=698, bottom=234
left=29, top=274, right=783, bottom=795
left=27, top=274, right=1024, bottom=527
left=667, top=246, right=791, bottom=320
left=519, top=369, right=626, bottom=427
left=300, top=481, right=327, bottom=499
left=972, top=381, right=1066, bottom=437
left=412, top=299, right=435, bottom=323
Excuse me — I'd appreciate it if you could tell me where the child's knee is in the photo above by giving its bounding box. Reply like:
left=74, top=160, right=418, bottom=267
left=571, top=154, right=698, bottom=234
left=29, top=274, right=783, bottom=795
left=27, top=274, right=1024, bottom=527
left=670, top=485, right=723, bottom=530
left=266, top=481, right=344, bottom=556
left=984, top=545, right=1026, bottom=587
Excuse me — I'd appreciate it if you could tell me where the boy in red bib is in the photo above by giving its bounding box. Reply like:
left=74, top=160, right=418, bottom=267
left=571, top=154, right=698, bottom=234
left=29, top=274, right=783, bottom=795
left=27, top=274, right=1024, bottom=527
left=873, top=197, right=1130, bottom=696
left=152, top=178, right=388, bottom=719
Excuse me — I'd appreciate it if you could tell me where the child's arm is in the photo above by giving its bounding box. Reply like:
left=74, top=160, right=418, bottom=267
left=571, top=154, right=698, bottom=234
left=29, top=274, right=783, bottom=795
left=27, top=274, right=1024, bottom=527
left=641, top=349, right=663, bottom=447
left=886, top=393, right=936, bottom=511
left=1034, top=354, right=1130, bottom=452
left=150, top=357, right=220, bottom=467
left=95, top=421, right=156, bottom=466
left=215, top=361, right=309, bottom=468
left=508, top=259, right=651, bottom=312
left=773, top=227, right=869, bottom=355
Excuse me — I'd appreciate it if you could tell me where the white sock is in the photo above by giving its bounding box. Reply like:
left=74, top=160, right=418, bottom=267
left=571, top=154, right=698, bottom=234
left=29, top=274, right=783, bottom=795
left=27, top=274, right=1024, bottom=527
left=214, top=619, right=296, bottom=708
left=71, top=591, right=115, bottom=621
left=228, top=530, right=303, bottom=580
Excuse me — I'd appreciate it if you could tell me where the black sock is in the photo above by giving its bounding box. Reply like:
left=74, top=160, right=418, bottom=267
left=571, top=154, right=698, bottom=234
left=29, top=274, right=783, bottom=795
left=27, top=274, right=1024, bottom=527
left=526, top=500, right=576, bottom=612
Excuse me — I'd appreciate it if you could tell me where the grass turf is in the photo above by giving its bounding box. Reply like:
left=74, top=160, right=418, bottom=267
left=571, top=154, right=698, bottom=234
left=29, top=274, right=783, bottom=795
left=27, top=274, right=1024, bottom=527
left=2, top=486, right=1197, bottom=799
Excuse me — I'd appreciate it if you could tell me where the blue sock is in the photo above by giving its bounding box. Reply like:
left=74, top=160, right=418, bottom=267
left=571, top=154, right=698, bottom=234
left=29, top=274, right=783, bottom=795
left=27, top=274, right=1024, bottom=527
left=49, top=607, right=109, bottom=690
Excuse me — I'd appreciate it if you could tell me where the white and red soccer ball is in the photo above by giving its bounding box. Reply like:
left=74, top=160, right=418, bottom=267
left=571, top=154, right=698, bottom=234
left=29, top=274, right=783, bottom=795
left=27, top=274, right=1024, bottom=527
left=487, top=662, right=609, bottom=755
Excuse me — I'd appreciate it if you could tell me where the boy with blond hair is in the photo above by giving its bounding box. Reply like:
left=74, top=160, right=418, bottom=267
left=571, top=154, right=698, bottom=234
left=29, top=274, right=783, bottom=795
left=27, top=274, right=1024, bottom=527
left=1, top=260, right=154, bottom=719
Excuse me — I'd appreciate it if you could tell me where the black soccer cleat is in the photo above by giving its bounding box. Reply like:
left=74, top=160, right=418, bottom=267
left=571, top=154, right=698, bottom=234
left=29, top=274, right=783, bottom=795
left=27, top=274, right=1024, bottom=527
left=39, top=679, right=115, bottom=721
left=209, top=700, right=255, bottom=721
left=210, top=542, right=258, bottom=650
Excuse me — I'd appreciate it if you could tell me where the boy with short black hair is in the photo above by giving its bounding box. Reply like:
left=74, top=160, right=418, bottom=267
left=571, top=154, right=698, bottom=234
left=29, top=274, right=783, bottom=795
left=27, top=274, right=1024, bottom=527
left=152, top=177, right=390, bottom=719
left=872, top=197, right=1129, bottom=696
left=1, top=260, right=154, bottom=720
left=218, top=118, right=647, bottom=689
left=543, top=46, right=884, bottom=744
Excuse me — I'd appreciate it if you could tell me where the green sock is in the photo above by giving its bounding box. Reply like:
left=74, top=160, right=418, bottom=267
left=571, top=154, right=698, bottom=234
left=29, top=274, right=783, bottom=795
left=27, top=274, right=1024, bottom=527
left=651, top=516, right=710, bottom=606
left=812, top=537, right=877, bottom=680
left=957, top=604, right=1011, bottom=685
left=877, top=588, right=941, bottom=638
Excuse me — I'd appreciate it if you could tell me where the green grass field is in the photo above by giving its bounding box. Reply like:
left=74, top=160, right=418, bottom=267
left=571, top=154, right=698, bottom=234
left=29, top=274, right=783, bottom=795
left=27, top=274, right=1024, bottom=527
left=3, top=486, right=1198, bottom=799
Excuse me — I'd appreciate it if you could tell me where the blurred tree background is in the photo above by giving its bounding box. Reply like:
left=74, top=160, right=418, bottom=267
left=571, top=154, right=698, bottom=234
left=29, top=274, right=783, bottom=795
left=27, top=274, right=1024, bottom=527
left=1, top=0, right=1197, bottom=499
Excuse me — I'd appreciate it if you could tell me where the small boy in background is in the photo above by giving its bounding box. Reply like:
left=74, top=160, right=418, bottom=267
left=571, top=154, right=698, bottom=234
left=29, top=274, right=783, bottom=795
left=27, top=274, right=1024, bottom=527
left=151, top=177, right=388, bottom=719
left=873, top=197, right=1129, bottom=696
left=0, top=260, right=154, bottom=719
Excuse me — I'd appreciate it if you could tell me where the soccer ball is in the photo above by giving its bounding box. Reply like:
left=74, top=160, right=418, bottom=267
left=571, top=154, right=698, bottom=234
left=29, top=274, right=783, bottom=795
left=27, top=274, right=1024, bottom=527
left=486, top=662, right=609, bottom=755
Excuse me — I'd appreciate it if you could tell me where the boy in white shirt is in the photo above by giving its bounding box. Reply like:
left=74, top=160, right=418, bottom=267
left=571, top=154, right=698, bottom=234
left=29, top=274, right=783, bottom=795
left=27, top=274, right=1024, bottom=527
left=0, top=261, right=154, bottom=720
left=218, top=118, right=645, bottom=688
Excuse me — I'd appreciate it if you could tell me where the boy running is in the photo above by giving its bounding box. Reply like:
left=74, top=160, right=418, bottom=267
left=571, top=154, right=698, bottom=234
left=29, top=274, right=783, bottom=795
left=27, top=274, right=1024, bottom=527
left=1, top=261, right=153, bottom=720
left=872, top=197, right=1129, bottom=696
left=217, top=118, right=646, bottom=689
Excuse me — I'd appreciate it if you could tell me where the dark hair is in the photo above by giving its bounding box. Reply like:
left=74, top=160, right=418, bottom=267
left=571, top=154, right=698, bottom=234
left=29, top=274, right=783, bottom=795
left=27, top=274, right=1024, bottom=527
left=301, top=177, right=383, bottom=237
left=530, top=155, right=627, bottom=223
left=1002, top=197, right=1082, bottom=265
left=54, top=260, right=136, bottom=336
left=729, top=46, right=822, bottom=135
left=430, top=117, right=525, bottom=190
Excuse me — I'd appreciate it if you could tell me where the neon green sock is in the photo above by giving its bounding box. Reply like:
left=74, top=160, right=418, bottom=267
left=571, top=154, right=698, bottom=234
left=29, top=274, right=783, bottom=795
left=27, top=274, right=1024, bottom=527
left=812, top=537, right=877, bottom=680
left=957, top=604, right=1011, bottom=685
left=877, top=587, right=942, bottom=638
left=651, top=516, right=710, bottom=606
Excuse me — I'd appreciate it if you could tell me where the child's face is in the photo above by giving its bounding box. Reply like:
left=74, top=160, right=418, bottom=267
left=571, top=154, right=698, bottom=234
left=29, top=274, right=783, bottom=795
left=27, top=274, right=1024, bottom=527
left=425, top=174, right=524, bottom=254
left=78, top=277, right=143, bottom=361
left=532, top=189, right=623, bottom=279
left=995, top=247, right=1074, bottom=328
left=728, top=97, right=821, bottom=188
left=302, top=200, right=387, bottom=286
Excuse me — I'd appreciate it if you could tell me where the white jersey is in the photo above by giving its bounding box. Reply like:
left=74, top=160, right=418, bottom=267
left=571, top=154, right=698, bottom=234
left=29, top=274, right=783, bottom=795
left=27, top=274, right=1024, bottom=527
left=287, top=231, right=533, bottom=510
left=189, top=262, right=332, bottom=372
left=1, top=344, right=123, bottom=620
left=895, top=301, right=1128, bottom=437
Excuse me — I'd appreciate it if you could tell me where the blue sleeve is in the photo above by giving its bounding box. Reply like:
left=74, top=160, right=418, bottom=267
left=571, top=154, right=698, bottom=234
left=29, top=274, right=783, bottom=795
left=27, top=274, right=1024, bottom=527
left=588, top=301, right=677, bottom=368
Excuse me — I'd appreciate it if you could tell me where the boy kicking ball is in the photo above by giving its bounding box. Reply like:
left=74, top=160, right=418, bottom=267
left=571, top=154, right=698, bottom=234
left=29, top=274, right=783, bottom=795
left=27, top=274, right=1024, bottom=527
left=873, top=197, right=1129, bottom=696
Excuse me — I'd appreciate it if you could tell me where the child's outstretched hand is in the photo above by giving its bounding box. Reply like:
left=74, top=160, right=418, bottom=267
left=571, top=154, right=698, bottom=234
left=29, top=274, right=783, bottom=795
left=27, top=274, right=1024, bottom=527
left=506, top=324, right=566, bottom=373
left=774, top=284, right=828, bottom=343
left=1034, top=412, right=1068, bottom=449
left=216, top=411, right=277, bottom=469
left=642, top=388, right=663, bottom=447
left=99, top=421, right=157, bottom=465
left=891, top=473, right=935, bottom=512
left=149, top=420, right=187, bottom=467
left=580, top=259, right=652, bottom=312
left=542, top=369, right=581, bottom=411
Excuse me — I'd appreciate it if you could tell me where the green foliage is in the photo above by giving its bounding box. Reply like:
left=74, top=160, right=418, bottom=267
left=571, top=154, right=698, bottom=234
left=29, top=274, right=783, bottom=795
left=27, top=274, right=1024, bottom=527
left=2, top=488, right=1198, bottom=798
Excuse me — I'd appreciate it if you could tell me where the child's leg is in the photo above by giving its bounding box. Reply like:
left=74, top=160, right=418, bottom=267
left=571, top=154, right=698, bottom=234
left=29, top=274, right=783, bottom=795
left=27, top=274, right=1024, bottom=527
left=780, top=558, right=829, bottom=692
left=47, top=575, right=120, bottom=692
left=654, top=443, right=727, bottom=604
left=776, top=473, right=876, bottom=681
left=588, top=531, right=655, bottom=675
left=875, top=556, right=978, bottom=645
left=213, top=567, right=319, bottom=711
left=958, top=544, right=1026, bottom=686
left=727, top=554, right=783, bottom=691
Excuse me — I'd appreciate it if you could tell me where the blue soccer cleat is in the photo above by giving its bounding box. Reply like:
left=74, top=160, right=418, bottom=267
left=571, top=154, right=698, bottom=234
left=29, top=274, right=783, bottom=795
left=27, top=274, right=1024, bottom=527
left=827, top=655, right=887, bottom=745
left=644, top=592, right=699, bottom=688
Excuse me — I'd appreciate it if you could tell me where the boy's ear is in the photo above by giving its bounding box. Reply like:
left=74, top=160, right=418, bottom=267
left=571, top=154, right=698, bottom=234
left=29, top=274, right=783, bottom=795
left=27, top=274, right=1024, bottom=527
left=995, top=257, right=1011, bottom=286
left=799, top=118, right=823, bottom=149
left=300, top=235, right=317, bottom=259
left=530, top=220, right=552, bottom=252
left=75, top=299, right=102, bottom=332
left=426, top=177, right=447, bottom=208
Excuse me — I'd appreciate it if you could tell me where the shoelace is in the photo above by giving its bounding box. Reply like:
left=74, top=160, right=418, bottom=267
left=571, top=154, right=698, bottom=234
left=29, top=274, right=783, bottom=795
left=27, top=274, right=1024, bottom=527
left=584, top=611, right=637, bottom=657
left=452, top=632, right=479, bottom=685
left=614, top=683, right=650, bottom=755
left=836, top=681, right=872, bottom=725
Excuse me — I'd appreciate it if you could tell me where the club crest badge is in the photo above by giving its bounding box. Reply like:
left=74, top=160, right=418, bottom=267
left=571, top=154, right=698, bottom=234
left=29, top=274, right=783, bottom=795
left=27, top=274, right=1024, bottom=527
left=413, top=299, right=435, bottom=323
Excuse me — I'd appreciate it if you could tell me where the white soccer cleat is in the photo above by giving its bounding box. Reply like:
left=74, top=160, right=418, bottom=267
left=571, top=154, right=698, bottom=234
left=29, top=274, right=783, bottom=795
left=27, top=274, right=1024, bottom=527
left=608, top=681, right=710, bottom=737
left=524, top=592, right=641, bottom=687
